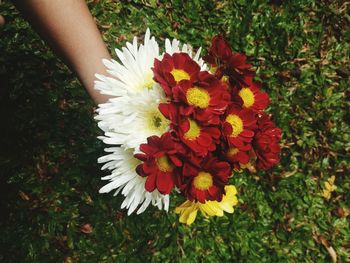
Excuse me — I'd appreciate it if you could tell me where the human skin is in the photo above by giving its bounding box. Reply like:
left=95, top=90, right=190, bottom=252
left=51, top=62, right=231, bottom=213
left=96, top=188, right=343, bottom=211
left=0, top=15, right=5, bottom=26
left=13, top=0, right=111, bottom=104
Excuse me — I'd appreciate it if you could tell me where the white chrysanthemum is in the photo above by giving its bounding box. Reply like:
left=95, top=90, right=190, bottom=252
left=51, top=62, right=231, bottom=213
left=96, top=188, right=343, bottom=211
left=99, top=147, right=169, bottom=215
left=94, top=28, right=160, bottom=97
left=95, top=29, right=207, bottom=98
left=95, top=85, right=170, bottom=152
left=95, top=29, right=208, bottom=215
left=95, top=33, right=207, bottom=151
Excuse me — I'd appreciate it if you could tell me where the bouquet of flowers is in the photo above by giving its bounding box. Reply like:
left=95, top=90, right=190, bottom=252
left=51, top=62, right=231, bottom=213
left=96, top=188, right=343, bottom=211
left=95, top=29, right=281, bottom=225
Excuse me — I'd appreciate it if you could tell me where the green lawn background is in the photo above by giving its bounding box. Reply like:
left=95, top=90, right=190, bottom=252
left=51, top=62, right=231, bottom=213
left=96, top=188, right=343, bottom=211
left=0, top=0, right=349, bottom=262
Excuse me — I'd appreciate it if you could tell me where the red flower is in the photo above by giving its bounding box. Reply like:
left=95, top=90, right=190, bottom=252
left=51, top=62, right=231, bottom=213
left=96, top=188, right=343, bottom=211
left=204, top=35, right=254, bottom=88
left=179, top=118, right=220, bottom=156
left=172, top=71, right=231, bottom=124
left=226, top=53, right=254, bottom=88
left=152, top=52, right=200, bottom=97
left=159, top=103, right=220, bottom=156
left=134, top=132, right=182, bottom=194
left=223, top=104, right=256, bottom=149
left=179, top=156, right=231, bottom=203
left=253, top=115, right=282, bottom=170
left=203, top=35, right=232, bottom=64
left=232, top=81, right=269, bottom=112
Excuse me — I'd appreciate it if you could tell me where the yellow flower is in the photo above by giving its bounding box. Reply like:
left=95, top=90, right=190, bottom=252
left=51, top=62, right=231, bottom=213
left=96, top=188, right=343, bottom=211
left=321, top=176, right=337, bottom=200
left=175, top=185, right=238, bottom=225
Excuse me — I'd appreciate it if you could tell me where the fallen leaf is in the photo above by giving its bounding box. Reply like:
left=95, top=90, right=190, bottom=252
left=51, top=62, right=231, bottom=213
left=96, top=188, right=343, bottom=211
left=80, top=223, right=93, bottom=234
left=313, top=234, right=337, bottom=263
left=19, top=191, right=30, bottom=201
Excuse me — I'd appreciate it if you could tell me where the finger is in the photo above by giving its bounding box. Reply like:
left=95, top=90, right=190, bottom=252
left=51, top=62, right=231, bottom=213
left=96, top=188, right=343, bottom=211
left=0, top=15, right=5, bottom=26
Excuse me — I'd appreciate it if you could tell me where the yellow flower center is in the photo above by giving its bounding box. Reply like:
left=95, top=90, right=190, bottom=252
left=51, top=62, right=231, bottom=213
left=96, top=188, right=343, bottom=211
left=183, top=119, right=201, bottom=140
left=147, top=110, right=170, bottom=133
left=226, top=114, right=243, bottom=137
left=239, top=88, right=255, bottom=108
left=144, top=80, right=155, bottom=90
left=186, top=86, right=210, bottom=109
left=227, top=147, right=239, bottom=156
left=156, top=155, right=173, bottom=172
left=221, top=75, right=229, bottom=83
left=171, top=69, right=190, bottom=82
left=138, top=73, right=155, bottom=90
left=193, top=171, right=213, bottom=190
left=210, top=66, right=217, bottom=74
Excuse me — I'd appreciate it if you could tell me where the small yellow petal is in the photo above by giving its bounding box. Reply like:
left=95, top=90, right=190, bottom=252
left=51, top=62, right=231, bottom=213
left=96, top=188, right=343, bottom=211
left=324, top=182, right=332, bottom=191
left=199, top=201, right=219, bottom=217
left=232, top=196, right=238, bottom=206
left=208, top=202, right=224, bottom=217
left=186, top=209, right=198, bottom=225
left=225, top=185, right=238, bottom=196
left=218, top=202, right=234, bottom=214
left=175, top=200, right=192, bottom=214
left=328, top=176, right=335, bottom=184
left=176, top=200, right=200, bottom=225
left=179, top=206, right=195, bottom=223
left=322, top=189, right=331, bottom=199
left=221, top=186, right=238, bottom=205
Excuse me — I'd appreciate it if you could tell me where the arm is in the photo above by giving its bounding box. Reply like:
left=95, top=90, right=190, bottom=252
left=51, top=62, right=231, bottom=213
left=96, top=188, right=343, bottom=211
left=13, top=0, right=110, bottom=104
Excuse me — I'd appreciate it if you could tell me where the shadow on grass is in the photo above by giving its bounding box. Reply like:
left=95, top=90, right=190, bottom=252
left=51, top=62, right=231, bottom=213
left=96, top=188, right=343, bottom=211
left=0, top=48, right=99, bottom=261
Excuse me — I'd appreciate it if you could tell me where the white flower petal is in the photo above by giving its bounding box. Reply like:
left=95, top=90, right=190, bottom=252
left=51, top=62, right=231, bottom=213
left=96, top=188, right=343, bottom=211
left=98, top=147, right=170, bottom=215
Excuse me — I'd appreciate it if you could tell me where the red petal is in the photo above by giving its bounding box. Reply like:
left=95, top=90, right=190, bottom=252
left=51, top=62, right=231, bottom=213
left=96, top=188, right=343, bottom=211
left=195, top=189, right=207, bottom=203
left=241, top=130, right=254, bottom=137
left=183, top=162, right=198, bottom=177
left=169, top=155, right=182, bottom=167
left=236, top=151, right=250, bottom=164
left=145, top=173, right=157, bottom=192
left=156, top=172, right=174, bottom=194
left=197, top=134, right=212, bottom=147
left=135, top=164, right=145, bottom=176
left=158, top=103, right=170, bottom=119
left=207, top=186, right=220, bottom=199
left=134, top=153, right=147, bottom=162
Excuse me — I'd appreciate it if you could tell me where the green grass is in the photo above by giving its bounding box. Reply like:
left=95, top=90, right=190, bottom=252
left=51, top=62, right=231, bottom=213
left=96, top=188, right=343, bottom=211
left=1, top=0, right=350, bottom=262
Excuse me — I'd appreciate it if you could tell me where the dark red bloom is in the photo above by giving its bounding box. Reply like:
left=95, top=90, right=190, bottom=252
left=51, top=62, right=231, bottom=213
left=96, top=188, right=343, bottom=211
left=222, top=104, right=256, bottom=149
left=253, top=114, right=282, bottom=170
left=203, top=35, right=232, bottom=64
left=204, top=35, right=254, bottom=88
left=159, top=103, right=220, bottom=156
left=232, top=80, right=269, bottom=113
left=226, top=53, right=254, bottom=88
left=134, top=132, right=182, bottom=194
left=152, top=52, right=200, bottom=97
left=172, top=71, right=231, bottom=124
left=178, top=156, right=231, bottom=203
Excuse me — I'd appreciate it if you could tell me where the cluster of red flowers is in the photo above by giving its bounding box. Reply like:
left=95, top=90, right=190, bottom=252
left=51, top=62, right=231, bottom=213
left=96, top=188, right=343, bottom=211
left=135, top=35, right=282, bottom=203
